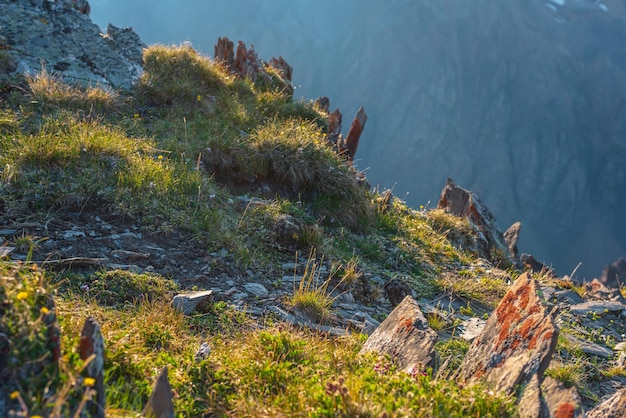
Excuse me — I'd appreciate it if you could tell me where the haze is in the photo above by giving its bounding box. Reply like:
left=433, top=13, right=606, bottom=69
left=89, top=0, right=626, bottom=280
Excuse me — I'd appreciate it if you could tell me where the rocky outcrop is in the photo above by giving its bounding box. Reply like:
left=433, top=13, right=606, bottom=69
left=359, top=295, right=437, bottom=374
left=0, top=0, right=144, bottom=90
left=599, top=258, right=626, bottom=290
left=214, top=36, right=293, bottom=95
left=437, top=178, right=514, bottom=265
left=456, top=272, right=558, bottom=394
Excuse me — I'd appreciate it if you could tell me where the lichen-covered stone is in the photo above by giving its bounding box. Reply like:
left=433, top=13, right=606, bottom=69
left=456, top=272, right=559, bottom=394
left=0, top=0, right=144, bottom=89
left=586, top=388, right=626, bottom=418
left=359, top=295, right=437, bottom=374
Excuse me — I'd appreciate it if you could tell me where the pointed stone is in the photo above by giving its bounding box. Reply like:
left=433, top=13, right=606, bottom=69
left=344, top=107, right=367, bottom=161
left=79, top=317, right=105, bottom=418
left=144, top=367, right=175, bottom=418
left=359, top=295, right=437, bottom=374
left=456, top=272, right=559, bottom=394
left=504, top=221, right=522, bottom=260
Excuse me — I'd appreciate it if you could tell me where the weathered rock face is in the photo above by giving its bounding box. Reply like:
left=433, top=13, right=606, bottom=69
left=586, top=388, right=626, bottom=418
left=456, top=272, right=558, bottom=394
left=437, top=178, right=514, bottom=265
left=541, top=376, right=584, bottom=418
left=0, top=0, right=145, bottom=90
left=359, top=295, right=437, bottom=374
left=599, top=258, right=626, bottom=290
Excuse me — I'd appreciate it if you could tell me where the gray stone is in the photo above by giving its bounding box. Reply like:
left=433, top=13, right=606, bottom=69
left=541, top=376, right=584, bottom=418
left=281, top=262, right=297, bottom=270
left=244, top=282, right=269, bottom=298
left=0, top=246, right=15, bottom=257
left=63, top=229, right=86, bottom=239
left=456, top=272, right=559, bottom=394
left=504, top=221, right=522, bottom=260
left=517, top=375, right=544, bottom=418
left=586, top=388, right=626, bottom=418
left=459, top=317, right=486, bottom=341
left=341, top=292, right=356, bottom=303
left=79, top=317, right=105, bottom=418
left=569, top=301, right=626, bottom=316
left=359, top=295, right=437, bottom=374
left=172, top=290, right=213, bottom=315
left=599, top=258, right=626, bottom=290
left=194, top=342, right=211, bottom=362
left=267, top=306, right=348, bottom=336
left=143, top=367, right=175, bottom=418
left=0, top=0, right=145, bottom=89
left=553, top=289, right=584, bottom=305
left=563, top=333, right=613, bottom=358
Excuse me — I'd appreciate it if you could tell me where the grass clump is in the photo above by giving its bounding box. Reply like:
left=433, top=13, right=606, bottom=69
left=59, top=269, right=179, bottom=306
left=137, top=43, right=230, bottom=111
left=26, top=68, right=121, bottom=115
left=287, top=252, right=339, bottom=322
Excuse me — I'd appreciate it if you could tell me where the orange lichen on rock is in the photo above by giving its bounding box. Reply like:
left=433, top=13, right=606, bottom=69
left=554, top=402, right=576, bottom=418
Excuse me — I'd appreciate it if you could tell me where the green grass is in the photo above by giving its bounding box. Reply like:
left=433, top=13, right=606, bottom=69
left=26, top=67, right=122, bottom=115
left=0, top=43, right=528, bottom=416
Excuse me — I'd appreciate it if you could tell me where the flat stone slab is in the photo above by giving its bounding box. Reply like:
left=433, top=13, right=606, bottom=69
left=562, top=333, right=613, bottom=358
left=459, top=317, right=486, bottom=341
left=172, top=290, right=213, bottom=315
left=569, top=301, right=626, bottom=316
left=359, top=295, right=437, bottom=374
left=244, top=282, right=269, bottom=298
left=456, top=272, right=558, bottom=394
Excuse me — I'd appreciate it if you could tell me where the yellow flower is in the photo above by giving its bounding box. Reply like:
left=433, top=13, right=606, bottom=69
left=84, top=377, right=96, bottom=387
left=133, top=113, right=139, bottom=119
left=40, top=307, right=50, bottom=315
left=31, top=416, right=44, bottom=418
left=157, top=155, right=163, bottom=161
left=197, top=94, right=202, bottom=102
left=9, top=391, right=19, bottom=399
left=16, top=291, right=28, bottom=301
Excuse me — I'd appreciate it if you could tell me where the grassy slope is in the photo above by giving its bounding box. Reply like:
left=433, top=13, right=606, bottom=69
left=0, top=44, right=523, bottom=417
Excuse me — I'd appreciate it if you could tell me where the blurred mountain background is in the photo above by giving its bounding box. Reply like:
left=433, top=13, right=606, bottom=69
left=89, top=0, right=626, bottom=280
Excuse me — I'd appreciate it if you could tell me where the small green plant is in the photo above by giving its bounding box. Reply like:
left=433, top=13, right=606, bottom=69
left=13, top=233, right=46, bottom=258
left=426, top=312, right=446, bottom=331
left=287, top=251, right=341, bottom=323
left=435, top=338, right=470, bottom=377
left=459, top=302, right=474, bottom=316
left=545, top=360, right=587, bottom=389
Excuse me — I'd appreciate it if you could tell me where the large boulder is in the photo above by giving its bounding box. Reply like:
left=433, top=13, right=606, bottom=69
left=359, top=295, right=437, bottom=374
left=456, top=272, right=559, bottom=394
left=0, top=0, right=145, bottom=90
